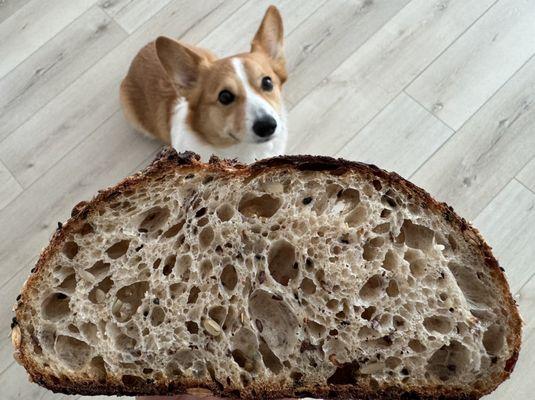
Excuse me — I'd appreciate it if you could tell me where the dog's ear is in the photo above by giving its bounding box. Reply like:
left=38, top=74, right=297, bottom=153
left=251, top=6, right=286, bottom=83
left=155, top=36, right=208, bottom=89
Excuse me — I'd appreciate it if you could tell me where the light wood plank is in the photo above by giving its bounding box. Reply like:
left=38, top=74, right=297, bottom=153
left=473, top=179, right=535, bottom=293
left=110, top=0, right=172, bottom=34
left=0, top=111, right=160, bottom=285
left=284, top=0, right=411, bottom=108
left=0, top=260, right=36, bottom=375
left=486, top=274, right=535, bottom=399
left=288, top=0, right=495, bottom=155
left=97, top=0, right=131, bottom=17
left=517, top=157, right=535, bottom=193
left=337, top=93, right=453, bottom=178
left=0, top=6, right=127, bottom=140
left=407, top=0, right=535, bottom=130
left=0, top=0, right=242, bottom=188
left=0, top=0, right=96, bottom=79
left=199, top=0, right=327, bottom=57
left=0, top=0, right=31, bottom=24
left=0, top=360, right=79, bottom=400
left=411, top=56, right=535, bottom=220
left=0, top=160, right=21, bottom=210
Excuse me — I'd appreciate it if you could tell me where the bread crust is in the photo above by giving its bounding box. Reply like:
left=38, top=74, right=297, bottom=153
left=12, top=148, right=522, bottom=399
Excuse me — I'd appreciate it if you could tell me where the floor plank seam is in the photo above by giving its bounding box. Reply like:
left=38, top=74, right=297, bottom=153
left=515, top=272, right=535, bottom=295
left=0, top=0, right=98, bottom=80
left=514, top=178, right=535, bottom=197
left=402, top=90, right=456, bottom=132
left=285, top=0, right=413, bottom=111
left=0, top=159, right=23, bottom=190
left=0, top=360, right=15, bottom=380
left=285, top=0, right=330, bottom=38
left=0, top=6, right=129, bottom=142
left=408, top=52, right=535, bottom=182
left=329, top=91, right=407, bottom=157
left=401, top=0, right=500, bottom=94
left=0, top=110, right=122, bottom=288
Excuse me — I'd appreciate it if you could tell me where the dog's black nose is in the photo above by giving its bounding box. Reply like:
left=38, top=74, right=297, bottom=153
left=253, top=116, right=277, bottom=138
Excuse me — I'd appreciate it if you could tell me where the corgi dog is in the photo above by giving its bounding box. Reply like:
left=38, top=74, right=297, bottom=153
left=120, top=6, right=287, bottom=163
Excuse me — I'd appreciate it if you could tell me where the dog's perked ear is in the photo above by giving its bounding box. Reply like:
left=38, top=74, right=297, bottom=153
left=251, top=6, right=287, bottom=83
left=155, top=36, right=209, bottom=89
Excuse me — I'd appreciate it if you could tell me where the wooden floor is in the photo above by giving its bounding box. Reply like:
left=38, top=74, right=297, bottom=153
left=1, top=0, right=534, bottom=398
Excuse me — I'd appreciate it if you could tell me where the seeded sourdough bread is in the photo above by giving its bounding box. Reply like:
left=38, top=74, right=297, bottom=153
left=12, top=149, right=521, bottom=399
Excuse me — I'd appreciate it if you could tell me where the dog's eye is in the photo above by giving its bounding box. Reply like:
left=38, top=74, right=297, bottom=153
left=218, top=90, right=235, bottom=105
left=261, top=76, right=273, bottom=91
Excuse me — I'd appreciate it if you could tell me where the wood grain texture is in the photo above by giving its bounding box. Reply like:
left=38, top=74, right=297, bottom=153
left=411, top=56, right=535, bottom=220
left=0, top=360, right=79, bottom=400
left=288, top=0, right=496, bottom=155
left=105, top=0, right=173, bottom=33
left=337, top=93, right=453, bottom=178
left=0, top=260, right=36, bottom=375
left=473, top=179, right=535, bottom=293
left=0, top=0, right=31, bottom=24
left=284, top=0, right=411, bottom=108
left=199, top=0, right=327, bottom=57
left=0, top=0, right=96, bottom=79
left=97, top=0, right=131, bottom=17
left=407, top=0, right=535, bottom=130
left=0, top=0, right=230, bottom=188
left=0, top=160, right=22, bottom=210
left=0, top=6, right=127, bottom=140
left=517, top=157, right=535, bottom=193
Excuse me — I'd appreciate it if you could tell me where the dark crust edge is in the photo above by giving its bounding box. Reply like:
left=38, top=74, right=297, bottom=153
left=12, top=147, right=522, bottom=399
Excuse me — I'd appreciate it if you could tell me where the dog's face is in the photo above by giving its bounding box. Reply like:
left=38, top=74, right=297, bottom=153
left=156, top=6, right=287, bottom=147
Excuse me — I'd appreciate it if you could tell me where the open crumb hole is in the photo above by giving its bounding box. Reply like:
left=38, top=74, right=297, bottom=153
left=42, top=293, right=70, bottom=321
left=238, top=193, right=281, bottom=218
left=138, top=206, right=170, bottom=233
left=106, top=240, right=130, bottom=259
left=268, top=239, right=297, bottom=286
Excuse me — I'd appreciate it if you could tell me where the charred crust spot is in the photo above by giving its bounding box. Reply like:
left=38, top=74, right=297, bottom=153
left=71, top=201, right=89, bottom=217
left=505, top=351, right=519, bottom=373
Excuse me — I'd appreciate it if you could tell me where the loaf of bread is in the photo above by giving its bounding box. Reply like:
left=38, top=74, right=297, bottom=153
left=12, top=149, right=521, bottom=399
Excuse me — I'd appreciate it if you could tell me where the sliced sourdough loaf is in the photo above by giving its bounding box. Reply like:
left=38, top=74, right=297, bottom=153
left=12, top=149, right=521, bottom=399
